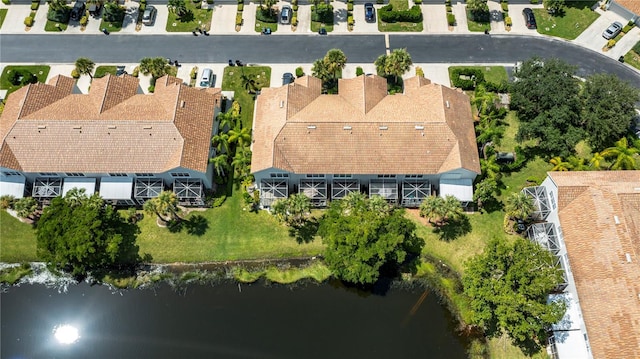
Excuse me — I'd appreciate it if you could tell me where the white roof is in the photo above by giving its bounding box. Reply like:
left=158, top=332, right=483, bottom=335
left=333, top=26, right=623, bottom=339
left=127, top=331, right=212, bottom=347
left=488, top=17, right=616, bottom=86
left=0, top=176, right=25, bottom=198
left=62, top=178, right=96, bottom=197
left=99, top=177, right=134, bottom=200
left=439, top=178, right=473, bottom=202
left=548, top=293, right=592, bottom=359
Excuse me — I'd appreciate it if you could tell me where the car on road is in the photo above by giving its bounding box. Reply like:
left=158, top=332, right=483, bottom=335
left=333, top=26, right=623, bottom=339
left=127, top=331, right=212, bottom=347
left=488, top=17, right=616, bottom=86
left=280, top=5, right=292, bottom=25
left=364, top=3, right=375, bottom=22
left=282, top=72, right=294, bottom=85
left=70, top=1, right=86, bottom=21
left=522, top=8, right=536, bottom=29
left=199, top=68, right=215, bottom=87
left=602, top=21, right=623, bottom=40
left=142, top=5, right=157, bottom=26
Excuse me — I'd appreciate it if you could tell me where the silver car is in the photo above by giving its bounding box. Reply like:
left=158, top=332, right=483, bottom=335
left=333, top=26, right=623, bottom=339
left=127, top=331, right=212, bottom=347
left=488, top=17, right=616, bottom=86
left=142, top=5, right=157, bottom=26
left=602, top=21, right=622, bottom=40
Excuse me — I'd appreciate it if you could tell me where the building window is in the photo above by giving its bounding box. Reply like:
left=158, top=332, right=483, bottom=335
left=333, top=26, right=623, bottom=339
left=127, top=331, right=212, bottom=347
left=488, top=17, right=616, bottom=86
left=65, top=173, right=85, bottom=177
left=333, top=174, right=352, bottom=178
left=2, top=171, right=21, bottom=176
left=39, top=172, right=58, bottom=176
left=377, top=174, right=396, bottom=178
left=109, top=173, right=128, bottom=177
left=306, top=174, right=325, bottom=178
left=549, top=191, right=556, bottom=210
left=135, top=173, right=154, bottom=177
left=170, top=173, right=190, bottom=177
left=405, top=175, right=423, bottom=178
left=269, top=173, right=289, bottom=178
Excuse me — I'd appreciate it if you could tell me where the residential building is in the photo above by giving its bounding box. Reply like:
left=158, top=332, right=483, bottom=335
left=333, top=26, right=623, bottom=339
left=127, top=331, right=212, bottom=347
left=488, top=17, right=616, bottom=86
left=523, top=171, right=640, bottom=359
left=251, top=74, right=481, bottom=208
left=0, top=74, right=222, bottom=206
left=607, top=0, right=640, bottom=24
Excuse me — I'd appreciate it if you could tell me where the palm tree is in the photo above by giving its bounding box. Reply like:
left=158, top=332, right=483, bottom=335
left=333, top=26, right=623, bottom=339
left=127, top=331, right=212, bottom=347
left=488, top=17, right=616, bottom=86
left=419, top=195, right=444, bottom=225
left=75, top=57, right=95, bottom=79
left=143, top=190, right=180, bottom=223
left=212, top=131, right=230, bottom=154
left=13, top=197, right=38, bottom=219
left=472, top=84, right=498, bottom=118
left=385, top=48, right=413, bottom=84
left=589, top=151, right=605, bottom=170
left=504, top=192, right=535, bottom=220
left=340, top=191, right=367, bottom=214
left=567, top=156, right=587, bottom=171
left=262, top=0, right=277, bottom=16
left=210, top=153, right=229, bottom=176
left=228, top=125, right=252, bottom=149
left=217, top=111, right=236, bottom=133
left=232, top=147, right=252, bottom=177
left=374, top=54, right=388, bottom=77
left=287, top=193, right=312, bottom=227
left=549, top=156, right=570, bottom=171
left=323, top=49, right=347, bottom=80
left=168, top=0, right=187, bottom=17
left=480, top=154, right=501, bottom=180
left=368, top=195, right=391, bottom=216
left=441, top=195, right=464, bottom=223
left=600, top=137, right=639, bottom=170
left=476, top=124, right=504, bottom=150
left=311, top=58, right=331, bottom=83
left=240, top=70, right=259, bottom=94
left=139, top=57, right=169, bottom=79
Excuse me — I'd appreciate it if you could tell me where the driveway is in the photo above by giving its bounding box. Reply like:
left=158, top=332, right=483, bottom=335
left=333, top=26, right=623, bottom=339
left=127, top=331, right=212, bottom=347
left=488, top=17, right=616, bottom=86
left=422, top=4, right=449, bottom=33
left=573, top=8, right=627, bottom=54
left=507, top=4, right=544, bottom=35
left=351, top=4, right=380, bottom=34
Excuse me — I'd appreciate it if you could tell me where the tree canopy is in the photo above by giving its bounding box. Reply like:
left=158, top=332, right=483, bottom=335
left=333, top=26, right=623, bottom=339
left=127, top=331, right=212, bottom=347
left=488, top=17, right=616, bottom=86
left=318, top=193, right=424, bottom=285
left=463, top=238, right=566, bottom=354
left=374, top=48, right=413, bottom=83
left=36, top=189, right=141, bottom=277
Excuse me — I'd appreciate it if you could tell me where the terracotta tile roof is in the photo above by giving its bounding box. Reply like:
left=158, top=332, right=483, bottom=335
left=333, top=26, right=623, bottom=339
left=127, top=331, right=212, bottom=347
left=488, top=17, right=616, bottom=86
left=0, top=75, right=221, bottom=174
left=614, top=0, right=640, bottom=16
left=548, top=171, right=640, bottom=359
left=251, top=75, right=480, bottom=175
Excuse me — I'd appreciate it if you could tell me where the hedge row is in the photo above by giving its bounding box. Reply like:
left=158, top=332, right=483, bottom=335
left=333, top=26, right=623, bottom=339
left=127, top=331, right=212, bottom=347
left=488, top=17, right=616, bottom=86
left=379, top=4, right=422, bottom=23
left=451, top=67, right=508, bottom=92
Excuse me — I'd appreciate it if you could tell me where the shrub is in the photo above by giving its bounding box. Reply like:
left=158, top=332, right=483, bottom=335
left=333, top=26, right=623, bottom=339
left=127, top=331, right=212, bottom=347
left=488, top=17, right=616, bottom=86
left=206, top=0, right=214, bottom=4
left=415, top=66, right=424, bottom=77
left=504, top=16, right=511, bottom=26
left=256, top=8, right=277, bottom=22
left=148, top=85, right=155, bottom=93
left=31, top=1, right=39, bottom=10
left=376, top=0, right=384, bottom=4
left=633, top=41, right=640, bottom=54
left=291, top=15, right=297, bottom=25
left=447, top=12, right=455, bottom=26
left=484, top=80, right=508, bottom=93
left=311, top=3, right=334, bottom=23
left=445, top=0, right=451, bottom=5
left=379, top=4, right=422, bottom=23
left=71, top=68, right=80, bottom=78
left=356, top=66, right=364, bottom=76
left=295, top=66, right=304, bottom=77
left=80, top=15, right=88, bottom=26
left=414, top=0, right=421, bottom=4
left=2, top=0, right=11, bottom=4
left=132, top=66, right=139, bottom=77
left=445, top=5, right=452, bottom=12
left=236, top=13, right=243, bottom=25
left=347, top=2, right=353, bottom=11
left=212, top=195, right=227, bottom=208
left=501, top=2, right=508, bottom=12
left=622, top=23, right=634, bottom=33
left=237, top=3, right=243, bottom=11
left=347, top=15, right=354, bottom=25
left=291, top=0, right=297, bottom=5
left=529, top=0, right=538, bottom=3
left=292, top=4, right=298, bottom=11
left=24, top=16, right=34, bottom=27
left=238, top=0, right=243, bottom=3
left=47, top=7, right=71, bottom=23
left=0, top=195, right=15, bottom=210
left=607, top=39, right=616, bottom=48
left=190, top=66, right=198, bottom=80
left=450, top=68, right=484, bottom=90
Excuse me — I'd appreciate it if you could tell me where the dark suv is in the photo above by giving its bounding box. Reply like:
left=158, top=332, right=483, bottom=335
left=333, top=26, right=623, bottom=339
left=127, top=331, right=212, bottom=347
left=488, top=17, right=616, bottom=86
left=522, top=8, right=536, bottom=29
left=70, top=1, right=86, bottom=21
left=364, top=3, right=375, bottom=22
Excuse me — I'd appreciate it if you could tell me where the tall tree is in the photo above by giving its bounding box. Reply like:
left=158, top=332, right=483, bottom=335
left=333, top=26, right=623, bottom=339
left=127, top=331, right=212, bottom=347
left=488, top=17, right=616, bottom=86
left=473, top=177, right=498, bottom=211
left=212, top=131, right=230, bottom=154
left=374, top=49, right=413, bottom=83
left=504, top=192, right=535, bottom=220
left=311, top=58, right=331, bottom=82
left=549, top=156, right=570, bottom=171
left=228, top=125, right=252, bottom=149
left=13, top=197, right=38, bottom=219
left=232, top=147, right=252, bottom=178
left=139, top=57, right=171, bottom=80
left=271, top=193, right=312, bottom=228
left=168, top=0, right=187, bottom=17
left=600, top=137, right=639, bottom=170
left=36, top=188, right=140, bottom=277
left=466, top=0, right=489, bottom=20
left=543, top=0, right=565, bottom=14
left=319, top=194, right=424, bottom=285
left=581, top=74, right=640, bottom=151
left=480, top=154, right=501, bottom=180
left=589, top=151, right=605, bottom=170
left=323, top=49, right=348, bottom=80
left=472, top=84, right=498, bottom=118
left=419, top=195, right=444, bottom=224
left=143, top=190, right=180, bottom=224
left=74, top=57, right=95, bottom=79
left=463, top=238, right=566, bottom=354
left=210, top=153, right=229, bottom=177
left=510, top=57, right=583, bottom=158
left=567, top=155, right=587, bottom=171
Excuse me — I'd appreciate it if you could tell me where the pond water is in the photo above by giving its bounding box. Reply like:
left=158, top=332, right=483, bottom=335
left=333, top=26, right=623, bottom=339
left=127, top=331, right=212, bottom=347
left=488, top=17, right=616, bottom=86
left=1, top=281, right=468, bottom=359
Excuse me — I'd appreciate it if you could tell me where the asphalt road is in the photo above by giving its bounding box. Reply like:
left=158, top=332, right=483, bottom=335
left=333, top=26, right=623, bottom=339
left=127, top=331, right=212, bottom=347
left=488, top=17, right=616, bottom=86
left=2, top=33, right=639, bottom=87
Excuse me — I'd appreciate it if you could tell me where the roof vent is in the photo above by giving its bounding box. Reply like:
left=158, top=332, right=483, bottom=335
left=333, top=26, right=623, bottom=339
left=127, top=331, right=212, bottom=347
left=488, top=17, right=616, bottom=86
left=37, top=125, right=46, bottom=129
left=108, top=125, right=117, bottom=129
left=415, top=125, right=424, bottom=130
left=181, top=101, right=186, bottom=108
left=614, top=215, right=620, bottom=225
left=343, top=126, right=352, bottom=130
left=445, top=101, right=450, bottom=108
left=626, top=253, right=632, bottom=263
left=73, top=126, right=82, bottom=130
left=143, top=126, right=153, bottom=130
left=280, top=101, right=284, bottom=108
left=379, top=126, right=388, bottom=130
left=307, top=125, right=316, bottom=130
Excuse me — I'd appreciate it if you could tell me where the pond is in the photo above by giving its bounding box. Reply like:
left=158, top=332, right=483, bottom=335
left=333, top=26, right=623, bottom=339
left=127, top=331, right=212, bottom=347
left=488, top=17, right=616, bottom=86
left=1, top=281, right=468, bottom=358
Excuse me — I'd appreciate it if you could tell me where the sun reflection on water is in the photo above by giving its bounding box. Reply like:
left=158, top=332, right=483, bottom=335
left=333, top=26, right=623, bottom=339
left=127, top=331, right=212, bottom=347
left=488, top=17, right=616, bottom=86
left=53, top=324, right=80, bottom=345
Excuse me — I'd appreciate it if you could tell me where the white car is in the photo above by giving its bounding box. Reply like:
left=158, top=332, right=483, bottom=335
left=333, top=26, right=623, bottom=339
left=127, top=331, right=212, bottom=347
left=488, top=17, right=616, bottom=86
left=602, top=22, right=622, bottom=40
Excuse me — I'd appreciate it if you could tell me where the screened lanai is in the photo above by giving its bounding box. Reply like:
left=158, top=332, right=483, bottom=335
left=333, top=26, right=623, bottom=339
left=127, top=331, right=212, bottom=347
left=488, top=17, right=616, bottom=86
left=522, top=186, right=551, bottom=221
left=369, top=179, right=398, bottom=203
left=32, top=177, right=62, bottom=199
left=527, top=222, right=561, bottom=255
left=173, top=179, right=204, bottom=206
left=299, top=179, right=327, bottom=206
left=260, top=179, right=288, bottom=208
left=134, top=178, right=164, bottom=205
left=401, top=179, right=431, bottom=207
left=331, top=179, right=359, bottom=200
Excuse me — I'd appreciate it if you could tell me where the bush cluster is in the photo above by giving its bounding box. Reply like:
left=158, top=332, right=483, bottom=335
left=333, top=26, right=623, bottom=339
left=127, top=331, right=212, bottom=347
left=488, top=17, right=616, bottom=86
left=295, top=66, right=304, bottom=77
left=24, top=16, right=34, bottom=26
left=256, top=8, right=277, bottom=22
left=235, top=13, right=243, bottom=25
left=31, top=1, right=39, bottom=10
left=190, top=66, right=198, bottom=80
left=47, top=7, right=70, bottom=22
left=504, top=16, right=511, bottom=26
left=356, top=66, right=364, bottom=76
left=237, top=3, right=243, bottom=11
left=379, top=4, right=422, bottom=23
left=450, top=68, right=484, bottom=90
left=622, top=23, right=634, bottom=33
left=446, top=12, right=455, bottom=26
left=311, top=3, right=334, bottom=23
left=9, top=70, right=37, bottom=86
left=2, top=0, right=11, bottom=5
left=501, top=1, right=508, bottom=12
left=633, top=40, right=640, bottom=54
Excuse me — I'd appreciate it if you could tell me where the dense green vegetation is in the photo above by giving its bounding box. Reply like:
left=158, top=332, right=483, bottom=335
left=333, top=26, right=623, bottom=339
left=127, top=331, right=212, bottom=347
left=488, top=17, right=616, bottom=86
left=533, top=1, right=599, bottom=39
left=166, top=0, right=212, bottom=32
left=0, top=65, right=50, bottom=97
left=0, top=9, right=8, bottom=29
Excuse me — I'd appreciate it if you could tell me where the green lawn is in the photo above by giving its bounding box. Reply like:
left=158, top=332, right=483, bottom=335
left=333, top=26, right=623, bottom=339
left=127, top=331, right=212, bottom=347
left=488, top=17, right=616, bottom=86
left=166, top=2, right=213, bottom=32
left=624, top=49, right=640, bottom=71
left=500, top=157, right=553, bottom=199
left=0, top=65, right=51, bottom=98
left=311, top=21, right=334, bottom=32
left=221, top=65, right=271, bottom=128
left=45, top=19, right=69, bottom=32
left=0, top=211, right=38, bottom=262
left=94, top=66, right=117, bottom=78
left=389, top=0, right=408, bottom=11
left=448, top=65, right=508, bottom=87
left=99, top=19, right=123, bottom=32
left=533, top=1, right=599, bottom=40
left=466, top=10, right=490, bottom=32
left=137, top=194, right=324, bottom=262
left=0, top=9, right=8, bottom=29
left=255, top=19, right=278, bottom=33
left=378, top=19, right=423, bottom=32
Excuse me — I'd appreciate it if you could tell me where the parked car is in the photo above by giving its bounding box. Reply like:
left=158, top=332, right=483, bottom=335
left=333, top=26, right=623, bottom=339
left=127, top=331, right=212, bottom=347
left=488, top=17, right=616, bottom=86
left=199, top=68, right=215, bottom=87
left=602, top=21, right=623, bottom=40
left=280, top=5, right=292, bottom=25
left=282, top=72, right=294, bottom=86
left=70, top=1, right=86, bottom=21
left=142, top=5, right=157, bottom=26
left=522, top=8, right=536, bottom=29
left=364, top=3, right=375, bottom=23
